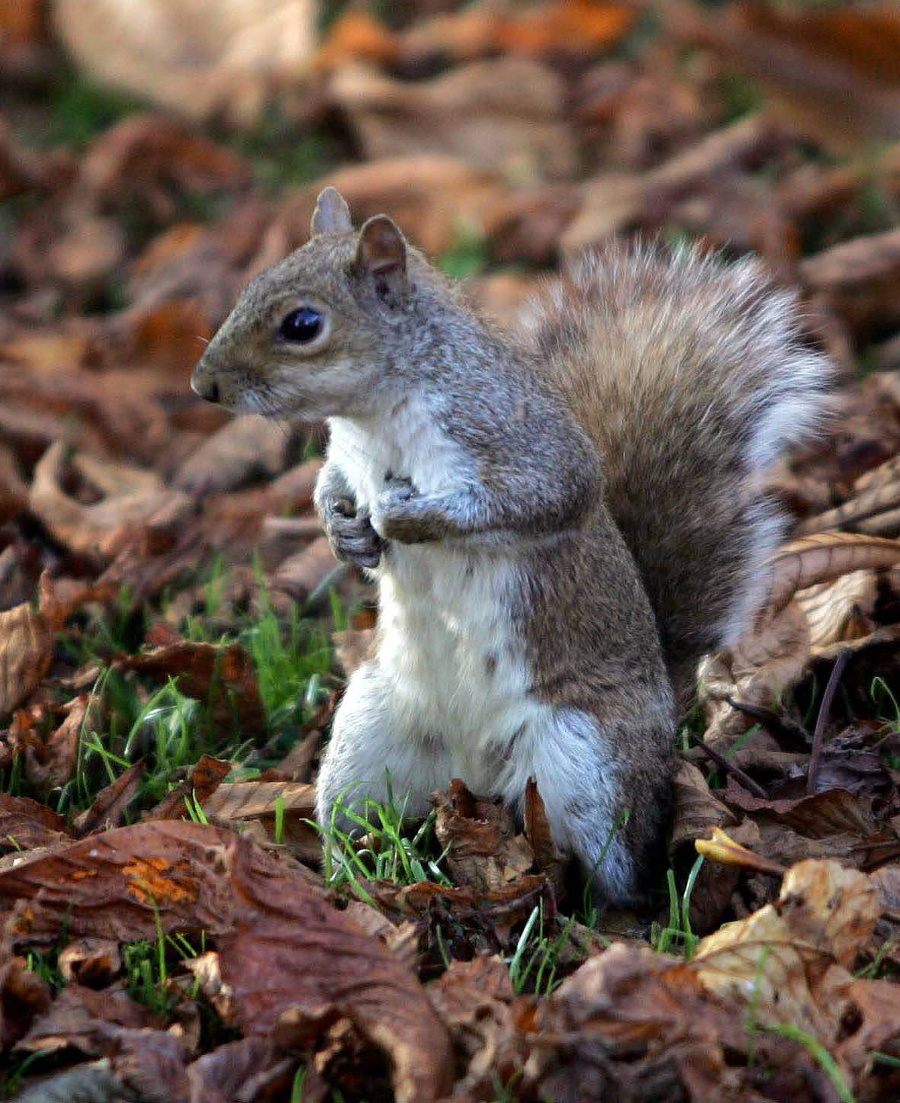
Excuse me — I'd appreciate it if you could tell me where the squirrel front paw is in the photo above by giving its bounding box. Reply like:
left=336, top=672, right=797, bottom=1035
left=372, top=478, right=449, bottom=543
left=324, top=499, right=384, bottom=568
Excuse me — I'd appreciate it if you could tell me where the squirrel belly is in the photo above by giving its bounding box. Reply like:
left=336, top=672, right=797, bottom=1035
left=192, top=188, right=833, bottom=904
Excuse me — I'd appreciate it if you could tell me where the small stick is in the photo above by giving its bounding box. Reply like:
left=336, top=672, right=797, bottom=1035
left=807, top=649, right=851, bottom=795
left=724, top=696, right=810, bottom=747
left=689, top=736, right=769, bottom=800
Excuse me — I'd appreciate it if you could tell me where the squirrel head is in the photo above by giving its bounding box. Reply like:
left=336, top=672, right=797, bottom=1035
left=191, top=187, right=441, bottom=420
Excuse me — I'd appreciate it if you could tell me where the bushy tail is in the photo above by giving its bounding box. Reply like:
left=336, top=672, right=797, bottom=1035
left=531, top=244, right=833, bottom=706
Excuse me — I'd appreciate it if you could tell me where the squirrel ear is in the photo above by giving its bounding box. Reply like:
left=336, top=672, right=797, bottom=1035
left=355, top=215, right=408, bottom=305
left=310, top=187, right=352, bottom=236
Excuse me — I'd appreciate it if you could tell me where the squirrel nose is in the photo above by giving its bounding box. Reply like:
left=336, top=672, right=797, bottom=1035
left=191, top=373, right=220, bottom=404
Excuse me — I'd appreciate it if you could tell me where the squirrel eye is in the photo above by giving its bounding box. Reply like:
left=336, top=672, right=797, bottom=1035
left=279, top=307, right=324, bottom=344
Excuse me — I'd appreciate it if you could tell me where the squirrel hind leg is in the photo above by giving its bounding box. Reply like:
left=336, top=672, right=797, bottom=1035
left=315, top=660, right=449, bottom=834
left=509, top=706, right=673, bottom=907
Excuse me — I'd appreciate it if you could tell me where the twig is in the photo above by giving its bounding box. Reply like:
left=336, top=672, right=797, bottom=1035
left=724, top=696, right=810, bottom=748
left=807, top=649, right=851, bottom=795
left=689, top=735, right=768, bottom=800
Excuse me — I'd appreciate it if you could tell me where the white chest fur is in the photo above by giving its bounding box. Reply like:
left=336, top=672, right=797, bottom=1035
left=327, top=407, right=539, bottom=791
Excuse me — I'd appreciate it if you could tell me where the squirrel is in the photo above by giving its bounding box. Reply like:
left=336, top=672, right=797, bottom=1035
left=191, top=186, right=832, bottom=904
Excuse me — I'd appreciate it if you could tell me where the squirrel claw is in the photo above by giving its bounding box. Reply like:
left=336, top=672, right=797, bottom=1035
left=326, top=508, right=384, bottom=568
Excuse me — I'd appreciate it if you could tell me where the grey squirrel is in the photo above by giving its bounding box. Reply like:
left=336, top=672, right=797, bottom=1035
left=192, top=187, right=832, bottom=904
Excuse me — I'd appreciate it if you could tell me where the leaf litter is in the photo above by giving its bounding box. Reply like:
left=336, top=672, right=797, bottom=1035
left=1, top=1, right=900, bottom=1099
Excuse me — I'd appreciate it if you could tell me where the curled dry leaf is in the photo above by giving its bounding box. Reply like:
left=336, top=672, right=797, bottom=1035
left=767, top=531, right=900, bottom=615
left=216, top=836, right=454, bottom=1103
left=187, top=1037, right=295, bottom=1103
left=0, top=955, right=51, bottom=1051
left=143, top=753, right=231, bottom=821
left=698, top=600, right=810, bottom=750
left=202, top=778, right=320, bottom=863
left=426, top=956, right=520, bottom=1097
left=174, top=415, right=293, bottom=496
left=57, top=939, right=122, bottom=988
left=331, top=57, right=577, bottom=181
left=669, top=761, right=740, bottom=852
left=184, top=951, right=238, bottom=1028
left=54, top=0, right=318, bottom=124
left=522, top=943, right=765, bottom=1100
left=433, top=779, right=534, bottom=893
left=29, top=442, right=193, bottom=559
left=72, top=759, right=147, bottom=837
left=694, top=826, right=787, bottom=876
left=796, top=569, right=878, bottom=650
left=0, top=601, right=54, bottom=719
left=24, top=693, right=97, bottom=794
left=693, top=859, right=880, bottom=1042
left=115, top=627, right=266, bottom=738
left=15, top=982, right=164, bottom=1058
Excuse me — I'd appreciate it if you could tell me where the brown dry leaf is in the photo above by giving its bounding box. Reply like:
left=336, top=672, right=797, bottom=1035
left=796, top=569, right=878, bottom=650
left=187, top=1037, right=295, bottom=1102
left=0, top=601, right=54, bottom=719
left=0, top=820, right=238, bottom=947
left=24, top=693, right=96, bottom=794
left=217, top=837, right=454, bottom=1103
left=433, top=780, right=534, bottom=893
left=523, top=777, right=565, bottom=888
left=184, top=951, right=238, bottom=1028
left=331, top=57, right=576, bottom=182
left=280, top=156, right=509, bottom=256
left=0, top=954, right=52, bottom=1051
left=54, top=1, right=318, bottom=125
left=767, top=533, right=900, bottom=613
left=272, top=535, right=342, bottom=604
left=364, top=874, right=551, bottom=951
left=58, top=939, right=122, bottom=988
left=723, top=780, right=880, bottom=839
left=561, top=112, right=783, bottom=253
left=694, top=859, right=880, bottom=1043
left=202, top=778, right=320, bottom=862
left=174, top=415, right=293, bottom=495
left=15, top=982, right=163, bottom=1058
left=144, top=753, right=231, bottom=821
left=670, top=762, right=740, bottom=852
left=0, top=794, right=72, bottom=855
left=668, top=1, right=900, bottom=153
left=29, top=442, right=194, bottom=559
left=698, top=600, right=810, bottom=750
left=203, top=779, right=314, bottom=822
left=73, top=759, right=147, bottom=836
left=426, top=956, right=521, bottom=1098
left=522, top=943, right=782, bottom=1100
left=115, top=627, right=266, bottom=738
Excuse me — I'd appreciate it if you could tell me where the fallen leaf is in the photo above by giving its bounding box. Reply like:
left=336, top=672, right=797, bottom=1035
left=73, top=760, right=147, bottom=837
left=217, top=836, right=454, bottom=1103
left=693, top=859, right=880, bottom=1043
left=30, top=442, right=193, bottom=559
left=0, top=601, right=53, bottom=719
left=433, top=780, right=534, bottom=893
left=58, top=939, right=122, bottom=988
left=331, top=57, right=576, bottom=181
left=115, top=628, right=266, bottom=738
left=0, top=794, right=72, bottom=854
left=0, top=821, right=237, bottom=947
left=144, top=754, right=231, bottom=822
